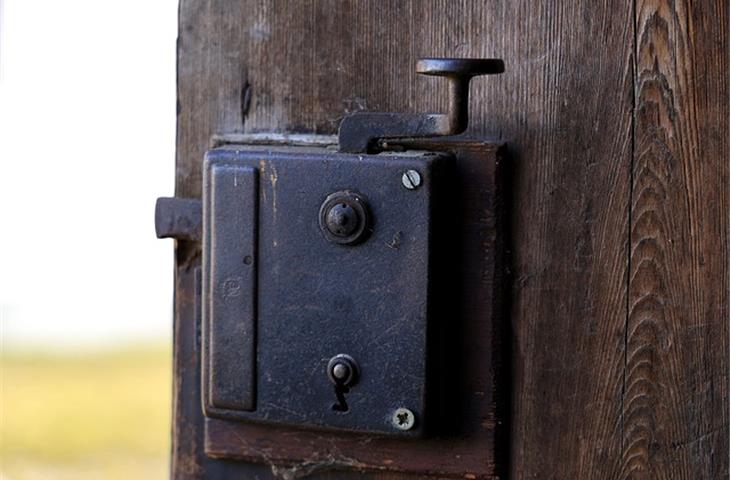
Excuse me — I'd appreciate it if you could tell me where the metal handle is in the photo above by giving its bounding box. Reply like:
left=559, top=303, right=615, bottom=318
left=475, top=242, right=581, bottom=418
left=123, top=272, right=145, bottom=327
left=338, top=57, right=504, bottom=153
left=416, top=58, right=504, bottom=134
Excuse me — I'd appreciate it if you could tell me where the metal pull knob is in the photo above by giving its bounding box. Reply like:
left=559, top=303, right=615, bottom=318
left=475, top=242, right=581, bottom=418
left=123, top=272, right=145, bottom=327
left=416, top=58, right=504, bottom=134
left=338, top=57, right=504, bottom=153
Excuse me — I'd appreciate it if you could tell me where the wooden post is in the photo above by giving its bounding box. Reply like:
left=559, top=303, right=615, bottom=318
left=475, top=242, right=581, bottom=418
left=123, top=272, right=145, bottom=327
left=172, top=1, right=728, bottom=477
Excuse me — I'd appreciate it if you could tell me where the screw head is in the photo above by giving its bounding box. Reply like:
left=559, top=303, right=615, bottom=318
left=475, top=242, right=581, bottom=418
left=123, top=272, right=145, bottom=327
left=391, top=407, right=416, bottom=431
left=319, top=191, right=371, bottom=245
left=401, top=170, right=421, bottom=190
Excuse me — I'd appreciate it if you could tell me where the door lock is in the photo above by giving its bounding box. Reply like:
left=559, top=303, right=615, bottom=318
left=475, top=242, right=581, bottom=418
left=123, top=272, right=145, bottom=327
left=155, top=57, right=504, bottom=436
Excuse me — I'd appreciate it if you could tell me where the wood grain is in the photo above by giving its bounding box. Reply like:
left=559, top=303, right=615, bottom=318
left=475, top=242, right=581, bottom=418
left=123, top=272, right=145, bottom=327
left=173, top=0, right=728, bottom=478
left=500, top=2, right=635, bottom=478
left=175, top=0, right=634, bottom=478
left=624, top=1, right=729, bottom=478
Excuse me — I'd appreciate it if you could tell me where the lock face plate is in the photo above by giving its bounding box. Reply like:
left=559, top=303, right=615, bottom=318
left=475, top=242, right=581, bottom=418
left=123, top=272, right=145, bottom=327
left=202, top=145, right=454, bottom=436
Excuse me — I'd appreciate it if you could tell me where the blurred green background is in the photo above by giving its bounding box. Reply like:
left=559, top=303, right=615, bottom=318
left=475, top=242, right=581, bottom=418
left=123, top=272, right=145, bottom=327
left=1, top=344, right=171, bottom=479
left=0, top=0, right=178, bottom=478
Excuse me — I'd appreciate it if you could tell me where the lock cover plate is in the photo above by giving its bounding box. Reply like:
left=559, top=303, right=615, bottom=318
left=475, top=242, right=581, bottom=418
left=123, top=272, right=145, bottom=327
left=202, top=145, right=454, bottom=436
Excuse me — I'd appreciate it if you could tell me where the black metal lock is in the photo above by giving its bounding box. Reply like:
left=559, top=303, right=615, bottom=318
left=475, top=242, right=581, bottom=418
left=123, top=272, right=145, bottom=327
left=156, top=57, right=503, bottom=436
left=201, top=144, right=451, bottom=435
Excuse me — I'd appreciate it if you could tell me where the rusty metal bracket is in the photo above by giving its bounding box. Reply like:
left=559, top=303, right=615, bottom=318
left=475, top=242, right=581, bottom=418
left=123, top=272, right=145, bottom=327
left=337, top=58, right=504, bottom=153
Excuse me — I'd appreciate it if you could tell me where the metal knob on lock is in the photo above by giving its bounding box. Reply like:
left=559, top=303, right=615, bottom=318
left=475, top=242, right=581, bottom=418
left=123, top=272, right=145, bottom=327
left=319, top=191, right=371, bottom=245
left=325, top=203, right=360, bottom=237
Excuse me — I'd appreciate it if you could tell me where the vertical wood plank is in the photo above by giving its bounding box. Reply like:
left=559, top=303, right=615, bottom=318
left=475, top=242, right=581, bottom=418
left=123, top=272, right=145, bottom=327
left=174, top=1, right=635, bottom=477
left=626, top=1, right=729, bottom=477
left=498, top=2, right=634, bottom=478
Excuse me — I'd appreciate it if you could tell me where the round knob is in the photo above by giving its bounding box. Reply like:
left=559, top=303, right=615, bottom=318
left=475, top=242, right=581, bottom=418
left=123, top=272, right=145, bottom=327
left=332, top=363, right=350, bottom=380
left=416, top=57, right=505, bottom=135
left=319, top=191, right=371, bottom=245
left=325, top=203, right=360, bottom=237
left=327, top=354, right=359, bottom=387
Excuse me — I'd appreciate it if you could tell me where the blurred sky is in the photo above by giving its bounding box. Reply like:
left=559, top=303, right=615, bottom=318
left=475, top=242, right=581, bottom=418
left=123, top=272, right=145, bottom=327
left=0, top=0, right=178, bottom=347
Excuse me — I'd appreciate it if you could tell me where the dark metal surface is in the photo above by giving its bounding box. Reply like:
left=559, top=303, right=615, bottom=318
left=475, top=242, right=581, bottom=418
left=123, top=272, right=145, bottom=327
left=337, top=58, right=504, bottom=153
left=201, top=140, right=507, bottom=478
left=204, top=164, right=259, bottom=412
left=154, top=197, right=202, bottom=241
left=201, top=145, right=456, bottom=436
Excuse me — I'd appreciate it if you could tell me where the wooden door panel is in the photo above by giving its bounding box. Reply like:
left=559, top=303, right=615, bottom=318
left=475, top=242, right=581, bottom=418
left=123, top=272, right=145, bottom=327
left=172, top=1, right=728, bottom=478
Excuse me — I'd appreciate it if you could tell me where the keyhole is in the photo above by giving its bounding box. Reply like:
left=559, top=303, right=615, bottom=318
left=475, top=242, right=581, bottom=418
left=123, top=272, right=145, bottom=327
left=332, top=384, right=350, bottom=412
left=327, top=354, right=359, bottom=413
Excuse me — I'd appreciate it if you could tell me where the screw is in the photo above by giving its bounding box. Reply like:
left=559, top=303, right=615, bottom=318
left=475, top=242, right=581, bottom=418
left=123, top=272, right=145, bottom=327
left=401, top=170, right=421, bottom=190
left=391, top=407, right=416, bottom=431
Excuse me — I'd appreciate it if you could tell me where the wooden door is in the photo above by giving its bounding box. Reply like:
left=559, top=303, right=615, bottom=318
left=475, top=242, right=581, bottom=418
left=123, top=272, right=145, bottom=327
left=171, top=1, right=728, bottom=478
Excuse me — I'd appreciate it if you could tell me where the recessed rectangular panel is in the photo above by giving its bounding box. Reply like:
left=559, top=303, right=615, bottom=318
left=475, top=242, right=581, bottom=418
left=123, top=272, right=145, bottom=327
left=206, top=164, right=258, bottom=411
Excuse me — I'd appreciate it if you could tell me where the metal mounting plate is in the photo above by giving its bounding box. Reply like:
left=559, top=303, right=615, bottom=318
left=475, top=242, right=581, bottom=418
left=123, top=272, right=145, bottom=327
left=201, top=145, right=455, bottom=436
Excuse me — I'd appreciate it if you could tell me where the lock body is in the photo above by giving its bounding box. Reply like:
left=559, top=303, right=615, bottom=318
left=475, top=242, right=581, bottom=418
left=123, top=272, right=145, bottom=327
left=157, top=55, right=507, bottom=476
left=202, top=144, right=456, bottom=435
